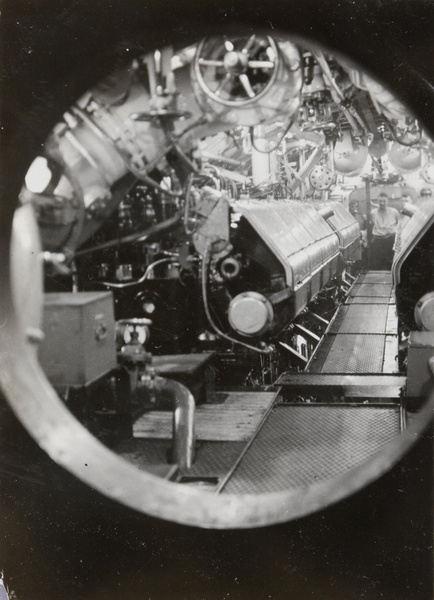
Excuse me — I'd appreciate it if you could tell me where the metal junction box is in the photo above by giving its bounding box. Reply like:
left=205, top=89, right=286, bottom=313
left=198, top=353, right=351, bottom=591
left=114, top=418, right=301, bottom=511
left=406, top=331, right=434, bottom=398
left=39, top=292, right=117, bottom=389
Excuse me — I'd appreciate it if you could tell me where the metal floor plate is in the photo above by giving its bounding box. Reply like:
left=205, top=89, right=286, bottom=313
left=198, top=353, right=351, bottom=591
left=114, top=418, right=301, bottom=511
left=178, top=441, right=246, bottom=481
left=329, top=304, right=390, bottom=334
left=350, top=283, right=393, bottom=297
left=358, top=271, right=392, bottom=284
left=346, top=296, right=394, bottom=304
left=115, top=438, right=174, bottom=478
left=307, top=271, right=399, bottom=374
left=221, top=405, right=400, bottom=495
left=317, top=334, right=389, bottom=373
left=275, top=372, right=406, bottom=397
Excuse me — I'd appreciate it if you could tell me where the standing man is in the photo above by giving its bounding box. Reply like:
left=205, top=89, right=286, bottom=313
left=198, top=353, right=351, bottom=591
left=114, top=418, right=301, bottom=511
left=370, top=192, right=400, bottom=270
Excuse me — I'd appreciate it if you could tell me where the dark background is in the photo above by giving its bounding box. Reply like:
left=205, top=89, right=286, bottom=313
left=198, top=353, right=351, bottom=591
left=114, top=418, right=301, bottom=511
left=0, top=1, right=433, bottom=598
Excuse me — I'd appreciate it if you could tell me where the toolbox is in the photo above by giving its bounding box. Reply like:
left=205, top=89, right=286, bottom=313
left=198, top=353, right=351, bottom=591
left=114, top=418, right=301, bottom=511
left=39, top=292, right=117, bottom=388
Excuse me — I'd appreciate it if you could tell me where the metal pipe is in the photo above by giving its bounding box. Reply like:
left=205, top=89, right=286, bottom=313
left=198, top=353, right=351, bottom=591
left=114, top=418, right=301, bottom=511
left=287, top=146, right=324, bottom=193
left=365, top=176, right=372, bottom=268
left=74, top=211, right=181, bottom=256
left=150, top=376, right=196, bottom=469
left=399, top=399, right=407, bottom=432
left=95, top=258, right=178, bottom=289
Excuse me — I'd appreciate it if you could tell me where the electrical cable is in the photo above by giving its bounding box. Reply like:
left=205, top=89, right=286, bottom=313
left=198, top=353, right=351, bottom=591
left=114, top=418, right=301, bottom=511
left=94, top=257, right=178, bottom=289
left=249, top=115, right=296, bottom=154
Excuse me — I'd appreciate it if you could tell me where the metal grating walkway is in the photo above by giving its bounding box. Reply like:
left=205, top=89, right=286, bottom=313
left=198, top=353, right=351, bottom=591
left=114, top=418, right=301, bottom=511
left=218, top=271, right=403, bottom=495
left=309, top=271, right=399, bottom=374
left=221, top=405, right=400, bottom=494
left=116, top=271, right=404, bottom=493
left=275, top=373, right=406, bottom=398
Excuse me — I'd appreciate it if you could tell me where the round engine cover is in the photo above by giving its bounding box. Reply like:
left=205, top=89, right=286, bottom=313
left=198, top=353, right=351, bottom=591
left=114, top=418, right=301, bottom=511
left=228, top=291, right=274, bottom=337
left=388, top=141, right=422, bottom=173
left=414, top=292, right=434, bottom=331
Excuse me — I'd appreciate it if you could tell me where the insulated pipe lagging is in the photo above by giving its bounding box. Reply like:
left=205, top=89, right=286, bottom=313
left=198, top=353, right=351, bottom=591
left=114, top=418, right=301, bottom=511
left=151, top=376, right=196, bottom=469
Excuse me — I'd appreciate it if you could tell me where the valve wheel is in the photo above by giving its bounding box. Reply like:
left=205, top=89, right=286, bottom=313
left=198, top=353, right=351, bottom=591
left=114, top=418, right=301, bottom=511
left=193, top=35, right=279, bottom=106
left=309, top=164, right=334, bottom=190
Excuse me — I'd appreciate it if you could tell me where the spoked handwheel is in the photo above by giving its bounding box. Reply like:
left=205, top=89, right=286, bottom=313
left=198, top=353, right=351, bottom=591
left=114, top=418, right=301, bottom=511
left=193, top=35, right=279, bottom=105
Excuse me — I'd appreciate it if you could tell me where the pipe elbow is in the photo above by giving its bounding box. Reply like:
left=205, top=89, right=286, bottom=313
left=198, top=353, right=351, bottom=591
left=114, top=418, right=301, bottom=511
left=152, top=376, right=196, bottom=469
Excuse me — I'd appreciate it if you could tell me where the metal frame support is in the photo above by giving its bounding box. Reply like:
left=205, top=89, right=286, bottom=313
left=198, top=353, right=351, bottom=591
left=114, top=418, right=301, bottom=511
left=293, top=323, right=321, bottom=344
left=305, top=309, right=330, bottom=328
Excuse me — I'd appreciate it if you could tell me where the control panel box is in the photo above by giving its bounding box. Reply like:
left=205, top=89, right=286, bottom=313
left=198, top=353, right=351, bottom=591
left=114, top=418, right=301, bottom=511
left=39, top=292, right=117, bottom=388
left=406, top=331, right=434, bottom=398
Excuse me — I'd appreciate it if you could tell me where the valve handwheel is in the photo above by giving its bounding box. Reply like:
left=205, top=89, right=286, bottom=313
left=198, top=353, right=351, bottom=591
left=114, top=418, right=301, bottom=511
left=194, top=35, right=279, bottom=105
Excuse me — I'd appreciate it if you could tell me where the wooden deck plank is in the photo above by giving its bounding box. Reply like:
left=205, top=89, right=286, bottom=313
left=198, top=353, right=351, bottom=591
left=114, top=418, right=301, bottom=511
left=133, top=391, right=278, bottom=442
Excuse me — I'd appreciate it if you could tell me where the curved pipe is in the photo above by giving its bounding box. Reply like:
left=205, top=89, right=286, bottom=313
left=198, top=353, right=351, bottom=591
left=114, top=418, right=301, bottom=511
left=149, top=376, right=196, bottom=470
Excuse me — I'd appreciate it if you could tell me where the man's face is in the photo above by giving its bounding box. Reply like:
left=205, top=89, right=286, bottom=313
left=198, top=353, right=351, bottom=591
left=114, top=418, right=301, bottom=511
left=378, top=197, right=388, bottom=210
